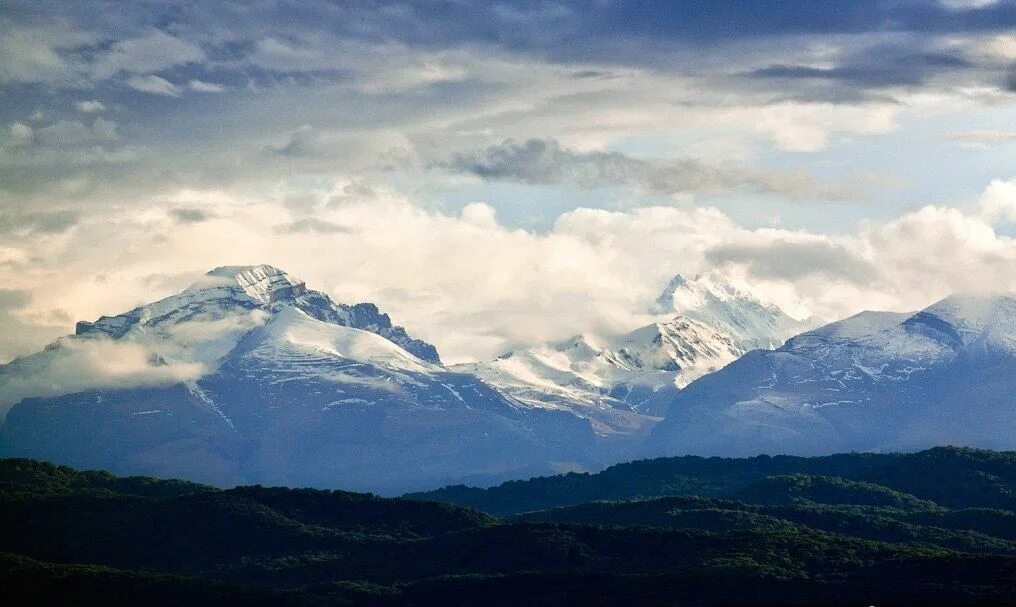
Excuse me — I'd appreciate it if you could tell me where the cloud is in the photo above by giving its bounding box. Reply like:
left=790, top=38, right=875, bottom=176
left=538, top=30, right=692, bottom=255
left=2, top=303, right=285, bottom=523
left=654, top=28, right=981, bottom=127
left=705, top=237, right=876, bottom=285
left=0, top=289, right=31, bottom=311
left=34, top=118, right=118, bottom=146
left=0, top=0, right=1013, bottom=378
left=169, top=208, right=212, bottom=224
left=946, top=131, right=1016, bottom=147
left=188, top=79, right=226, bottom=93
left=0, top=337, right=205, bottom=416
left=746, top=48, right=973, bottom=89
left=6, top=122, right=33, bottom=147
left=126, top=75, right=181, bottom=96
left=940, top=0, right=1002, bottom=10
left=977, top=178, right=1016, bottom=224
left=0, top=289, right=67, bottom=364
left=0, top=304, right=269, bottom=413
left=444, top=138, right=858, bottom=200
left=265, top=125, right=320, bottom=157
left=75, top=100, right=106, bottom=113
left=274, top=218, right=350, bottom=234
left=0, top=210, right=80, bottom=235
left=90, top=29, right=204, bottom=79
left=0, top=175, right=1012, bottom=376
left=0, top=23, right=92, bottom=85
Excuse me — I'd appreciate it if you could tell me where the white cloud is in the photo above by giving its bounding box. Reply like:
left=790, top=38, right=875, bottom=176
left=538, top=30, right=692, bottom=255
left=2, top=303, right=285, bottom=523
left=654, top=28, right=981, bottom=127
left=0, top=25, right=91, bottom=84
left=91, top=30, right=204, bottom=79
left=33, top=118, right=118, bottom=146
left=7, top=122, right=34, bottom=147
left=739, top=102, right=899, bottom=152
left=2, top=177, right=1012, bottom=370
left=75, top=100, right=106, bottom=113
left=188, top=79, right=226, bottom=93
left=940, top=0, right=1001, bottom=9
left=0, top=337, right=205, bottom=416
left=947, top=131, right=1016, bottom=148
left=977, top=178, right=1016, bottom=224
left=126, top=74, right=181, bottom=97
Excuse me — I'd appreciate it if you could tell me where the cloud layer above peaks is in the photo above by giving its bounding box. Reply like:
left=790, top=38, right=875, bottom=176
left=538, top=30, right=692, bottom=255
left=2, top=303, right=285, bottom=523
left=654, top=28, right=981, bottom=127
left=0, top=1, right=1014, bottom=368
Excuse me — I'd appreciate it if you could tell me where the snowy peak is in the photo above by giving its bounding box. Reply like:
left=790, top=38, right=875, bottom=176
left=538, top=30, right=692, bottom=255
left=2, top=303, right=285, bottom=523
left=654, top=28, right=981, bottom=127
left=231, top=306, right=437, bottom=375
left=652, top=274, right=692, bottom=312
left=652, top=271, right=803, bottom=351
left=463, top=273, right=807, bottom=416
left=206, top=265, right=307, bottom=305
left=72, top=265, right=441, bottom=364
left=618, top=316, right=743, bottom=385
left=74, top=264, right=303, bottom=339
left=649, top=291, right=1016, bottom=458
left=906, top=293, right=1016, bottom=354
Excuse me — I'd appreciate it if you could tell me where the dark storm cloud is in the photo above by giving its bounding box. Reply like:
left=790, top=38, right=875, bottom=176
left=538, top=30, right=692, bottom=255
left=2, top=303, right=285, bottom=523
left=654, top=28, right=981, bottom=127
left=2, top=1, right=1012, bottom=83
left=0, top=0, right=1011, bottom=209
left=444, top=138, right=859, bottom=201
left=747, top=46, right=975, bottom=89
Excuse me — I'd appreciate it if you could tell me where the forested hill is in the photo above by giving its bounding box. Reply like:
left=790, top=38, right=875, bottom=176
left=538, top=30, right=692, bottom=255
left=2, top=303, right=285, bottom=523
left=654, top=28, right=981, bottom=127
left=405, top=446, right=1016, bottom=516
left=2, top=451, right=1015, bottom=606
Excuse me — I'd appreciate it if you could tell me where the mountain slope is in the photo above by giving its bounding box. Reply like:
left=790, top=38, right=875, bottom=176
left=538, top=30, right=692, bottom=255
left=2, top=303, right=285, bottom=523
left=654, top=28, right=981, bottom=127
left=646, top=294, right=1016, bottom=457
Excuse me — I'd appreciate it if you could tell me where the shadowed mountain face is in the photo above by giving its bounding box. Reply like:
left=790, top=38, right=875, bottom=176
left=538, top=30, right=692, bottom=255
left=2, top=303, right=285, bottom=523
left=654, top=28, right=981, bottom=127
left=647, top=294, right=1016, bottom=458
left=0, top=266, right=609, bottom=494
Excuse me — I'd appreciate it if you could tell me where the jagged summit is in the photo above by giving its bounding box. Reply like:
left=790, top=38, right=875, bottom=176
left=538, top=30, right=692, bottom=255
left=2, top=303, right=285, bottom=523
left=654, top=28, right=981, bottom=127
left=459, top=272, right=812, bottom=420
left=72, top=264, right=440, bottom=364
left=205, top=264, right=307, bottom=304
left=651, top=271, right=804, bottom=351
left=652, top=273, right=692, bottom=312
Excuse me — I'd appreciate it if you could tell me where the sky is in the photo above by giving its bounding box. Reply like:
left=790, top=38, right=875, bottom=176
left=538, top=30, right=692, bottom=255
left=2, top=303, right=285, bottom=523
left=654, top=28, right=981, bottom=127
left=0, top=0, right=1015, bottom=364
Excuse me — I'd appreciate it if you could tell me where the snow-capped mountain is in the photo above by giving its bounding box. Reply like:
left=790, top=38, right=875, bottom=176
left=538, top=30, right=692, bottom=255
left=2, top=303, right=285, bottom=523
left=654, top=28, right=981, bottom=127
left=459, top=273, right=805, bottom=417
left=646, top=293, right=1016, bottom=458
left=652, top=271, right=804, bottom=351
left=0, top=266, right=606, bottom=493
left=74, top=264, right=440, bottom=365
left=7, top=264, right=1009, bottom=493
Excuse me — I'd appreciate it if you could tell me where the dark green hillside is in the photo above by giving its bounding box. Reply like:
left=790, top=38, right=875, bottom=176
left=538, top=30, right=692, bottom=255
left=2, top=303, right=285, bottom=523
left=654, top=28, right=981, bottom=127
left=407, top=446, right=1016, bottom=515
left=2, top=451, right=1015, bottom=606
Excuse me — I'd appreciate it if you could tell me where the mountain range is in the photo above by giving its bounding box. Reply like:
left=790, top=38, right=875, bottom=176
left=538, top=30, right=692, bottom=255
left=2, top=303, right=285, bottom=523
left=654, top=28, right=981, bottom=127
left=0, top=264, right=1013, bottom=493
left=457, top=270, right=805, bottom=419
left=647, top=294, right=1016, bottom=457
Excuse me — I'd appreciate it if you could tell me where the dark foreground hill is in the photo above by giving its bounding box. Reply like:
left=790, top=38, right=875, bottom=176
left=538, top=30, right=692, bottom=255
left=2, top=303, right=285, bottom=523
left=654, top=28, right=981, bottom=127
left=2, top=449, right=1016, bottom=606
left=407, top=446, right=1016, bottom=515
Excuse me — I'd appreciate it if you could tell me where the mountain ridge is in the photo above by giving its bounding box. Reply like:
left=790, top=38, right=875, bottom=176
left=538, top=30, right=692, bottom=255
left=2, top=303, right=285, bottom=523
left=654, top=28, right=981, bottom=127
left=647, top=292, right=1016, bottom=458
left=459, top=272, right=808, bottom=418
